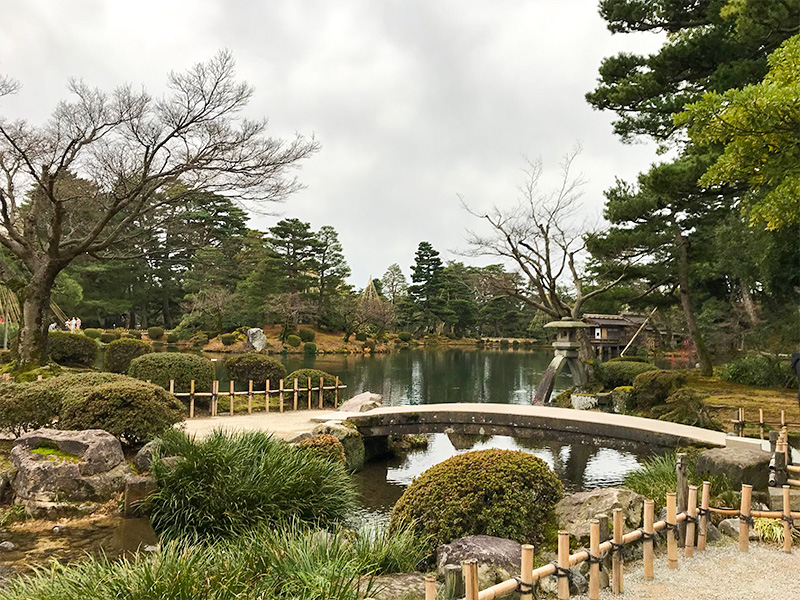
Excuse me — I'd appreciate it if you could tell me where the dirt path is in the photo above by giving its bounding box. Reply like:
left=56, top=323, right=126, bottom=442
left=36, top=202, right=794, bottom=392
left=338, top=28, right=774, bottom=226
left=180, top=409, right=346, bottom=440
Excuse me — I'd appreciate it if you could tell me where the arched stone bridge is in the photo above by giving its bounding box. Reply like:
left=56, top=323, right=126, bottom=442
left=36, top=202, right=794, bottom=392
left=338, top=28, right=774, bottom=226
left=344, top=403, right=728, bottom=448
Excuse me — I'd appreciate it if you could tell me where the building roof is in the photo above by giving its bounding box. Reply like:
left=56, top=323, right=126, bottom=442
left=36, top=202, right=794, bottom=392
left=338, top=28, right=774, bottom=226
left=582, top=314, right=632, bottom=327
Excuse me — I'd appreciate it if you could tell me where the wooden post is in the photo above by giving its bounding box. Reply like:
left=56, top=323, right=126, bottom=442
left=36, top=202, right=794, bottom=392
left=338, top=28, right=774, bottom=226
left=783, top=485, right=792, bottom=554
left=676, top=452, right=688, bottom=547
left=521, top=544, right=534, bottom=600
left=589, top=520, right=601, bottom=599
left=279, top=379, right=284, bottom=413
left=597, top=513, right=611, bottom=585
left=293, top=378, right=298, bottom=411
left=424, top=575, right=436, bottom=600
left=770, top=430, right=779, bottom=453
left=444, top=564, right=464, bottom=599
left=558, top=530, right=570, bottom=600
left=307, top=377, right=312, bottom=410
left=759, top=408, right=765, bottom=440
left=169, top=379, right=175, bottom=395
left=213, top=380, right=219, bottom=416
left=643, top=500, right=654, bottom=580
left=739, top=407, right=746, bottom=435
left=781, top=410, right=786, bottom=428
left=229, top=380, right=235, bottom=416
left=318, top=376, right=324, bottom=409
left=611, top=509, right=623, bottom=595
left=463, top=559, right=479, bottom=600
left=697, top=481, right=711, bottom=551
left=685, top=485, right=697, bottom=558
left=189, top=379, right=195, bottom=418
left=211, top=380, right=217, bottom=416
left=265, top=379, right=270, bottom=412
left=739, top=484, right=752, bottom=552
left=666, top=492, right=678, bottom=570
left=334, top=376, right=340, bottom=407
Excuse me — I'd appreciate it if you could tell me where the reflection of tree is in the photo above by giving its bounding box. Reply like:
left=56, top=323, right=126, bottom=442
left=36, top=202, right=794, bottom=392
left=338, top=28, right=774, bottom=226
left=563, top=443, right=596, bottom=488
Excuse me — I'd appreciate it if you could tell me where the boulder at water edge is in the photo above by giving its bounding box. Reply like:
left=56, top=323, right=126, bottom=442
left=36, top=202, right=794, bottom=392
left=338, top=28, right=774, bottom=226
left=695, top=447, right=771, bottom=491
left=11, top=429, right=130, bottom=517
left=338, top=392, right=382, bottom=413
left=312, top=421, right=365, bottom=472
left=555, top=487, right=645, bottom=546
left=436, top=535, right=521, bottom=591
left=246, top=327, right=268, bottom=351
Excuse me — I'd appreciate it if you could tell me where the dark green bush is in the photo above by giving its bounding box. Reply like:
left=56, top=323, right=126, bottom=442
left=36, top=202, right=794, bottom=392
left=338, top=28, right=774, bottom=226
left=147, top=429, right=357, bottom=540
left=84, top=328, right=103, bottom=339
left=600, top=360, right=658, bottom=388
left=128, top=331, right=143, bottom=340
left=100, top=332, right=117, bottom=343
left=719, top=355, right=797, bottom=389
left=59, top=379, right=185, bottom=446
left=298, top=433, right=346, bottom=465
left=390, top=448, right=563, bottom=554
left=304, top=342, right=317, bottom=355
left=397, top=331, right=413, bottom=342
left=363, top=340, right=377, bottom=352
left=354, top=331, right=367, bottom=342
left=631, top=369, right=688, bottom=410
left=0, top=349, right=11, bottom=363
left=128, top=352, right=214, bottom=394
left=47, top=331, right=98, bottom=367
left=286, top=334, right=302, bottom=348
left=298, top=328, right=316, bottom=342
left=220, top=333, right=237, bottom=346
left=105, top=337, right=153, bottom=373
left=224, top=353, right=286, bottom=390
left=651, top=389, right=722, bottom=430
left=607, top=355, right=649, bottom=363
left=285, top=369, right=338, bottom=406
left=166, top=332, right=179, bottom=343
left=147, top=326, right=165, bottom=340
left=189, top=332, right=209, bottom=347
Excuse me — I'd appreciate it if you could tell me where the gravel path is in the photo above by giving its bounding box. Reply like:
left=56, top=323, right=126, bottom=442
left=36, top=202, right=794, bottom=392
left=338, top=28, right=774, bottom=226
left=588, top=541, right=799, bottom=600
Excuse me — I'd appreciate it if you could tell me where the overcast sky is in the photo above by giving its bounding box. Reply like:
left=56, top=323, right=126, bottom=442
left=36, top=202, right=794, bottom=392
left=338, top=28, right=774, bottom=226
left=1, top=0, right=664, bottom=287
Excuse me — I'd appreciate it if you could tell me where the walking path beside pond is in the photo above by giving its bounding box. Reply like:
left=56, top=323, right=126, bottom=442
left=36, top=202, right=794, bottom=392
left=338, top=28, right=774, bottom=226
left=181, top=409, right=347, bottom=440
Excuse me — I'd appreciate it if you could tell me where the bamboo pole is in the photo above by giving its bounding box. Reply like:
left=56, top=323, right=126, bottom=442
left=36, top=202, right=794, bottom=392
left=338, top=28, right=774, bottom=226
left=739, top=484, right=752, bottom=552
left=248, top=380, right=253, bottom=414
left=307, top=377, right=312, bottom=409
left=279, top=379, right=284, bottom=413
left=676, top=452, right=688, bottom=547
left=189, top=380, right=195, bottom=418
left=229, top=380, right=235, bottom=416
left=667, top=492, right=678, bottom=569
left=334, top=376, right=340, bottom=407
left=213, top=380, right=219, bottom=416
left=265, top=379, right=270, bottom=412
left=611, top=509, right=623, bottom=595
left=464, top=559, right=479, bottom=600
left=685, top=485, right=697, bottom=557
left=698, top=481, right=711, bottom=551
left=759, top=408, right=765, bottom=440
left=293, top=378, right=298, bottom=411
left=318, top=376, right=324, bottom=408
left=739, top=407, right=745, bottom=435
left=424, top=575, right=436, bottom=600
left=169, top=379, right=175, bottom=395
left=558, top=530, right=570, bottom=600
left=521, top=544, right=534, bottom=600
left=589, top=520, right=600, bottom=599
left=781, top=410, right=786, bottom=428
left=643, top=500, right=654, bottom=580
left=783, top=485, right=792, bottom=553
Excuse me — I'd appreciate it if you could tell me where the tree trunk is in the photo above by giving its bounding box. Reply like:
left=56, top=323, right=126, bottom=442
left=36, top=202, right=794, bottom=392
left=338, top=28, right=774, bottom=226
left=740, top=280, right=760, bottom=326
left=675, top=232, right=713, bottom=376
left=16, top=275, right=56, bottom=369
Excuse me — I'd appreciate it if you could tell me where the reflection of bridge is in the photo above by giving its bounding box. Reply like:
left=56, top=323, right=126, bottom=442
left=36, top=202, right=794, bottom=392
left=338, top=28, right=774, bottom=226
left=345, top=403, right=727, bottom=448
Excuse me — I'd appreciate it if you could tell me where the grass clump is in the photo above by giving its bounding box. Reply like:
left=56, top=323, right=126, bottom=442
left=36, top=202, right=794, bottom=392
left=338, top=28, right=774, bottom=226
left=753, top=517, right=800, bottom=544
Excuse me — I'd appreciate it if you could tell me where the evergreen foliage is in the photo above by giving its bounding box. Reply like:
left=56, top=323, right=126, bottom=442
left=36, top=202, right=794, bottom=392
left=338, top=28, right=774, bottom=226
left=285, top=369, right=338, bottom=405
left=128, top=353, right=214, bottom=394
left=46, top=331, right=98, bottom=367
left=105, top=337, right=153, bottom=373
left=224, top=353, right=286, bottom=390
left=719, top=354, right=798, bottom=389
left=600, top=360, right=658, bottom=388
left=147, top=326, right=165, bottom=340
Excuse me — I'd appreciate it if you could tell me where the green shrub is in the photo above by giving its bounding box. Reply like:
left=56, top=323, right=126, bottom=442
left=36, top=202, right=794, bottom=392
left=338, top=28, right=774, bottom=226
left=0, top=349, right=11, bottom=363
left=303, top=342, right=317, bottom=355
left=59, top=379, right=184, bottom=446
left=631, top=369, right=687, bottom=410
left=651, top=389, right=723, bottom=430
left=600, top=360, right=658, bottom=388
left=47, top=331, right=98, bottom=367
left=166, top=332, right=179, bottom=343
left=189, top=332, right=209, bottom=347
left=298, top=328, right=316, bottom=342
left=99, top=332, right=117, bottom=343
left=390, top=448, right=563, bottom=554
left=355, top=331, right=367, bottom=342
left=105, top=337, right=153, bottom=373
left=84, top=328, right=103, bottom=339
left=147, top=326, right=165, bottom=340
left=128, top=331, right=143, bottom=339
left=285, top=369, right=338, bottom=406
left=607, top=355, right=649, bottom=363
left=128, top=352, right=214, bottom=394
left=298, top=433, right=346, bottom=464
left=220, top=333, right=237, bottom=346
left=363, top=340, right=376, bottom=352
left=224, top=353, right=286, bottom=390
left=719, top=354, right=798, bottom=389
left=147, top=429, right=357, bottom=540
left=397, top=331, right=412, bottom=342
left=286, top=334, right=302, bottom=348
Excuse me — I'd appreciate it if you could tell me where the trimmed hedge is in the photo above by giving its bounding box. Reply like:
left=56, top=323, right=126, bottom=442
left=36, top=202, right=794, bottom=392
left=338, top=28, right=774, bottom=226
left=166, top=332, right=179, bottom=343
left=304, top=342, right=317, bottom=355
left=128, top=352, right=214, bottom=394
left=147, top=326, right=165, bottom=340
left=220, top=333, right=237, bottom=346
left=607, top=355, right=649, bottom=363
left=105, top=337, right=153, bottom=373
left=600, top=360, right=658, bottom=388
left=631, top=369, right=687, bottom=411
left=100, top=332, right=118, bottom=343
left=397, top=331, right=413, bottom=342
left=298, top=328, right=316, bottom=342
left=285, top=369, right=338, bottom=406
left=286, top=334, right=302, bottom=348
left=84, top=328, right=103, bottom=339
left=297, top=433, right=346, bottom=465
left=719, top=355, right=797, bottom=389
left=224, top=353, right=286, bottom=390
left=355, top=331, right=367, bottom=342
left=390, top=449, right=563, bottom=554
left=47, top=331, right=98, bottom=367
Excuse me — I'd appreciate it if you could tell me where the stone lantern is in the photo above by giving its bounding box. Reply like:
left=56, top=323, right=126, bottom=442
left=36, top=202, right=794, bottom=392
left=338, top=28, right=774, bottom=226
left=534, top=317, right=588, bottom=403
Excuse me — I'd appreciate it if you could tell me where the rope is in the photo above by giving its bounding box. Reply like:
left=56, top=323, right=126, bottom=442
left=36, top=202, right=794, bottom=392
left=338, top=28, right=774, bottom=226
left=739, top=514, right=755, bottom=527
left=640, top=531, right=654, bottom=541
left=664, top=521, right=679, bottom=540
left=514, top=577, right=535, bottom=594
left=608, top=541, right=625, bottom=554
left=697, top=507, right=709, bottom=517
left=684, top=514, right=697, bottom=524
left=586, top=552, right=606, bottom=570
left=551, top=563, right=572, bottom=580
left=781, top=514, right=795, bottom=528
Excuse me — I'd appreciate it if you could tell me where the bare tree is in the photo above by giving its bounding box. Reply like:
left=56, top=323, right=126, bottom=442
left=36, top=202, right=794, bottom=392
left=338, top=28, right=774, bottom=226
left=0, top=51, right=318, bottom=367
left=463, top=147, right=625, bottom=362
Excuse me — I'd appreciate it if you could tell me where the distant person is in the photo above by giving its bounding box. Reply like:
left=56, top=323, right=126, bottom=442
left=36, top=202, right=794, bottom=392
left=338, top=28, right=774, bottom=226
left=48, top=322, right=58, bottom=332
left=75, top=317, right=82, bottom=331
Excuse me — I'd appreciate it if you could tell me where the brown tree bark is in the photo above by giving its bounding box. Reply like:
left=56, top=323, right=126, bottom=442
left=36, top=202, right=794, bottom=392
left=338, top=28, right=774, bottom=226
left=675, top=231, right=713, bottom=376
left=16, top=270, right=58, bottom=369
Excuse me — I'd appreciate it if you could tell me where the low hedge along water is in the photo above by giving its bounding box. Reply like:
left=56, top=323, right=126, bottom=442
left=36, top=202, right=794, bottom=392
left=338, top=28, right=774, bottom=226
left=285, top=369, right=338, bottom=405
left=224, top=353, right=286, bottom=390
left=128, top=352, right=214, bottom=394
left=390, top=448, right=563, bottom=555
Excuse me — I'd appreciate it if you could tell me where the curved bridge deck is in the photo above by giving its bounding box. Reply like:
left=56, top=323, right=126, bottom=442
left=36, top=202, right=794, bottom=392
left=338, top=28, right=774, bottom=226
left=345, top=403, right=728, bottom=448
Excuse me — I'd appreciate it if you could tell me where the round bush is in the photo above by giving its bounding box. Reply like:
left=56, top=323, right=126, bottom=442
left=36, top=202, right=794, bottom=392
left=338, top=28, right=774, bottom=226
left=220, top=333, right=237, bottom=346
left=298, top=328, right=316, bottom=342
left=147, top=326, right=165, bottom=340
left=128, top=331, right=143, bottom=340
left=189, top=332, right=209, bottom=347
left=84, top=328, right=103, bottom=339
left=397, top=331, right=413, bottom=342
left=285, top=369, right=338, bottom=406
left=297, top=433, right=346, bottom=464
left=59, top=378, right=185, bottom=446
left=224, top=353, right=286, bottom=390
left=607, top=355, right=649, bottom=363
left=600, top=360, right=658, bottom=388
left=166, top=332, right=179, bottom=343
left=303, top=342, right=317, bottom=355
left=631, top=370, right=688, bottom=410
left=105, top=337, right=153, bottom=373
left=100, top=332, right=118, bottom=343
left=390, top=449, right=563, bottom=554
left=128, top=352, right=214, bottom=394
left=47, top=331, right=98, bottom=367
left=285, top=334, right=302, bottom=348
left=354, top=331, right=367, bottom=342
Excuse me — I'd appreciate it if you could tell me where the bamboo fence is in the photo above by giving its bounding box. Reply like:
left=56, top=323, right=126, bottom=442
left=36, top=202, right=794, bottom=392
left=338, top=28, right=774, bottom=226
left=730, top=407, right=798, bottom=438
left=769, top=427, right=800, bottom=489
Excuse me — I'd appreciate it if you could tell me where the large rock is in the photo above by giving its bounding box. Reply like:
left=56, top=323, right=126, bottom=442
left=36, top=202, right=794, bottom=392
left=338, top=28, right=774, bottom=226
left=338, top=392, right=382, bottom=413
left=437, top=535, right=521, bottom=590
left=538, top=568, right=588, bottom=597
left=246, top=327, right=268, bottom=351
left=695, top=447, right=771, bottom=491
left=312, top=421, right=365, bottom=472
left=555, top=487, right=645, bottom=545
left=11, top=429, right=130, bottom=517
left=718, top=518, right=761, bottom=541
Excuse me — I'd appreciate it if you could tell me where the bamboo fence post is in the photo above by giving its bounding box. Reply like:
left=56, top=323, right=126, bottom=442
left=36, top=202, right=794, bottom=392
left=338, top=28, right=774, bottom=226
left=211, top=380, right=217, bottom=416
left=697, top=481, right=711, bottom=551
left=293, top=378, right=298, bottom=411
left=666, top=492, right=678, bottom=570
left=782, top=485, right=792, bottom=553
left=770, top=430, right=778, bottom=453
left=169, top=379, right=175, bottom=395
left=318, top=376, right=324, bottom=408
left=265, top=379, right=270, bottom=412
left=676, top=452, right=688, bottom=547
left=643, top=500, right=654, bottom=580
left=781, top=410, right=786, bottom=428
left=37, top=375, right=43, bottom=381
left=334, top=376, right=340, bottom=407
left=463, top=559, right=479, bottom=600
left=229, top=380, right=235, bottom=416
left=685, top=485, right=697, bottom=558
left=759, top=408, right=765, bottom=440
left=424, top=575, right=436, bottom=600
left=739, top=407, right=746, bottom=435
left=189, top=380, right=195, bottom=418
left=248, top=380, right=253, bottom=414
left=521, top=544, right=534, bottom=600
left=597, top=513, right=611, bottom=583
left=279, top=379, right=284, bottom=413
left=307, top=377, right=312, bottom=410
left=589, top=520, right=601, bottom=599
left=558, top=530, right=570, bottom=600
left=611, top=509, right=623, bottom=595
left=739, top=484, right=752, bottom=552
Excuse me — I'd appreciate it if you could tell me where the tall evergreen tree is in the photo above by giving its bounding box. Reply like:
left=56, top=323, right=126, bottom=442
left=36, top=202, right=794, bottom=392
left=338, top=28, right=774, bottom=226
left=406, top=242, right=447, bottom=333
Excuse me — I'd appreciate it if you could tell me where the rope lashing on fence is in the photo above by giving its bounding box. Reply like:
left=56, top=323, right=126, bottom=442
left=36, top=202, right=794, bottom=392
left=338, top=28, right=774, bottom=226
left=739, top=513, right=756, bottom=527
left=585, top=552, right=606, bottom=570
left=663, top=521, right=680, bottom=540
left=608, top=540, right=625, bottom=554
left=551, top=563, right=573, bottom=579
left=512, top=577, right=535, bottom=594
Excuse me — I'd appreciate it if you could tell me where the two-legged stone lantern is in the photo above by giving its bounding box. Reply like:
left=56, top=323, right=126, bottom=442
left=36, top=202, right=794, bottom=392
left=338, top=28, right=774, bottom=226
left=534, top=317, right=588, bottom=404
